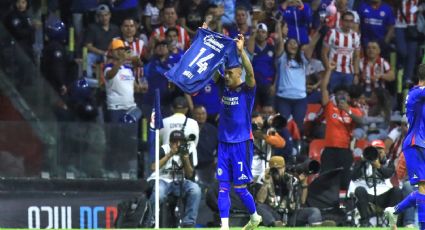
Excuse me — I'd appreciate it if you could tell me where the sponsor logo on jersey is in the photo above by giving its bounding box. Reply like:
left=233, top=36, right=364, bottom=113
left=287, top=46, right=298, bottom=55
left=203, top=35, right=224, bottom=53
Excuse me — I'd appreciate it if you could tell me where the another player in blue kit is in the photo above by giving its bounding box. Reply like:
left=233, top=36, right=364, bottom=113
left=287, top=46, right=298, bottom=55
left=210, top=26, right=262, bottom=230
left=390, top=63, right=425, bottom=230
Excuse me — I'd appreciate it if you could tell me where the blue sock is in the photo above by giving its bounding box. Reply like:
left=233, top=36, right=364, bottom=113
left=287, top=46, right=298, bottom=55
left=234, top=187, right=256, bottom=214
left=395, top=191, right=418, bottom=214
left=418, top=192, right=425, bottom=223
left=420, top=222, right=425, bottom=230
left=218, top=182, right=231, bottom=218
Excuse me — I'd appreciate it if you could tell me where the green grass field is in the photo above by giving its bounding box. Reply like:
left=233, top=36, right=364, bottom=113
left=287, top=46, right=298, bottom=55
left=0, top=228, right=415, bottom=230
left=107, top=227, right=412, bottom=230
left=130, top=228, right=413, bottom=230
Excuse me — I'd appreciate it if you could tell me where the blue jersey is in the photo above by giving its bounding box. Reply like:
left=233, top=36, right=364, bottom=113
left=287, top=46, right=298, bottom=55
left=143, top=56, right=175, bottom=104
left=192, top=79, right=221, bottom=116
left=165, top=28, right=240, bottom=94
left=218, top=83, right=256, bottom=143
left=357, top=2, right=395, bottom=45
left=403, top=86, right=425, bottom=149
left=279, top=3, right=312, bottom=45
left=252, top=43, right=275, bottom=86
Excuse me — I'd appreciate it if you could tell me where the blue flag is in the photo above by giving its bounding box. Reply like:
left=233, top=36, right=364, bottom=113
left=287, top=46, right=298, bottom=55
left=165, top=28, right=240, bottom=94
left=149, top=89, right=163, bottom=162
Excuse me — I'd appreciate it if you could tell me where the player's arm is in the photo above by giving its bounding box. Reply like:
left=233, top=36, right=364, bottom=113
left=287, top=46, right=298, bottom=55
left=236, top=34, right=255, bottom=88
left=241, top=49, right=255, bottom=87
left=184, top=93, right=194, bottom=111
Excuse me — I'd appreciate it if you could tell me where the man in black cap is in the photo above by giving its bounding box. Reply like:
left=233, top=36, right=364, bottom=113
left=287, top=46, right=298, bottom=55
left=160, top=96, right=199, bottom=166
left=84, top=4, right=120, bottom=78
left=147, top=130, right=202, bottom=227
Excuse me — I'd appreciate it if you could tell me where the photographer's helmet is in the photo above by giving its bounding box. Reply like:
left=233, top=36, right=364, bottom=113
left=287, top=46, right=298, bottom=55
left=45, top=15, right=67, bottom=42
left=170, top=130, right=185, bottom=143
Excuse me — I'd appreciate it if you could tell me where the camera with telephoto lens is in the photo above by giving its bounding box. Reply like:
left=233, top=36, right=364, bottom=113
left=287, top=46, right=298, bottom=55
left=287, top=159, right=320, bottom=175
left=362, top=146, right=379, bottom=162
left=178, top=134, right=196, bottom=157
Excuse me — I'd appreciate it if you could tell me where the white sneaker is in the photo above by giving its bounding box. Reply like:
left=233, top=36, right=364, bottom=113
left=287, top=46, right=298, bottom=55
left=384, top=207, right=398, bottom=230
left=242, top=214, right=262, bottom=230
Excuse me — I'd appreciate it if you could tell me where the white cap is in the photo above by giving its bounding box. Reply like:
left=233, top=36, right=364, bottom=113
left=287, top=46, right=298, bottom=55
left=257, top=23, right=268, bottom=32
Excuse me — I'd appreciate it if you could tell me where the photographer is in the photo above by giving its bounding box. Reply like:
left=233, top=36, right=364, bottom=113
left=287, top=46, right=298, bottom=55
left=349, top=140, right=403, bottom=227
left=255, top=156, right=326, bottom=226
left=251, top=112, right=286, bottom=182
left=147, top=130, right=201, bottom=228
left=160, top=96, right=199, bottom=166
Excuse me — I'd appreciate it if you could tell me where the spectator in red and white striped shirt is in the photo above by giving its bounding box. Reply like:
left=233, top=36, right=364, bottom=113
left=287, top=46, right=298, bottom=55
left=334, top=0, right=360, bottom=32
left=321, top=11, right=360, bottom=93
left=359, top=41, right=395, bottom=97
left=109, top=17, right=147, bottom=78
left=150, top=4, right=191, bottom=50
left=394, top=0, right=423, bottom=85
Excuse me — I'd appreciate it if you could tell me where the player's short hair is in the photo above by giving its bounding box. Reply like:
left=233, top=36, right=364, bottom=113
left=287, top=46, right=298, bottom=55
left=418, top=63, right=425, bottom=81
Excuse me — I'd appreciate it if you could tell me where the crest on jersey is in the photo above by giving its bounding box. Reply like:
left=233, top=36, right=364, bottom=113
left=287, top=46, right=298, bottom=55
left=217, top=168, right=223, bottom=176
left=205, top=84, right=212, bottom=93
left=268, top=50, right=274, bottom=57
left=380, top=11, right=385, bottom=17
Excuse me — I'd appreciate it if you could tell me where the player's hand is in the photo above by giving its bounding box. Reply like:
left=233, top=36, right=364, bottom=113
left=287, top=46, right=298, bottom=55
left=202, top=21, right=208, bottom=29
left=235, top=34, right=245, bottom=54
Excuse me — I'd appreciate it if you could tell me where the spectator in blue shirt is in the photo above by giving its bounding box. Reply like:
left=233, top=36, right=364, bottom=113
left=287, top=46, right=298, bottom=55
left=247, top=22, right=276, bottom=108
left=142, top=41, right=183, bottom=117
left=357, top=0, right=395, bottom=58
left=279, top=0, right=313, bottom=45
left=110, top=0, right=139, bottom=26
left=187, top=79, right=221, bottom=125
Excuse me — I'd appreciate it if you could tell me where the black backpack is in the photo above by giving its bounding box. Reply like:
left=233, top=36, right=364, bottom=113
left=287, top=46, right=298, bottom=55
left=115, top=195, right=152, bottom=228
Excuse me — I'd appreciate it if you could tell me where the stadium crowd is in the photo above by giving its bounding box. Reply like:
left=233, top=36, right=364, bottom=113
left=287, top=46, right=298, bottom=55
left=1, top=0, right=425, bottom=228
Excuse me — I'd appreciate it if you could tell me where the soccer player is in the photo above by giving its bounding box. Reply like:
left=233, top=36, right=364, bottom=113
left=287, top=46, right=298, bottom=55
left=212, top=29, right=262, bottom=229
left=390, top=63, right=425, bottom=230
